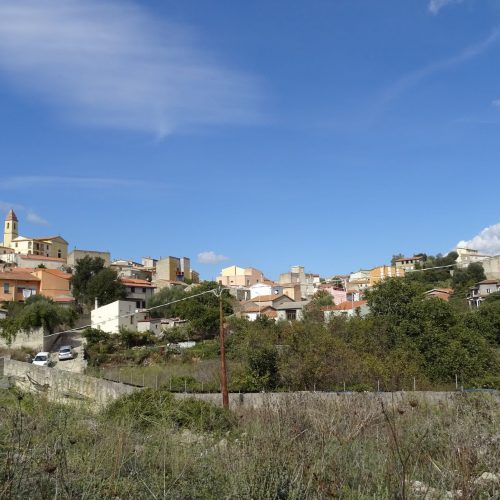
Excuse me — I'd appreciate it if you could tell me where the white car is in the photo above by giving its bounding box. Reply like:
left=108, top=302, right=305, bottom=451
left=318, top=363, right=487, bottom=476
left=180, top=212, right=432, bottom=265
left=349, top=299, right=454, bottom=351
left=32, top=352, right=50, bottom=367
left=58, top=345, right=74, bottom=361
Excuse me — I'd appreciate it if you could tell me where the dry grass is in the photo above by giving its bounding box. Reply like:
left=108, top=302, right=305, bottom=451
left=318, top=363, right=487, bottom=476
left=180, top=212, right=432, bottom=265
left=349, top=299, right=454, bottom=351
left=0, top=389, right=498, bottom=498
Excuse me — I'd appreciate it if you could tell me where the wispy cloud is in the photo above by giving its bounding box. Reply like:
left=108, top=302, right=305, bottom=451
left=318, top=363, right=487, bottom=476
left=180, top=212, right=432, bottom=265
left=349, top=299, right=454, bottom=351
left=0, top=0, right=262, bottom=137
left=0, top=176, right=164, bottom=190
left=0, top=200, right=48, bottom=225
left=457, top=223, right=500, bottom=255
left=429, top=0, right=463, bottom=15
left=378, top=26, right=500, bottom=109
left=492, top=100, right=500, bottom=107
left=197, top=251, right=229, bottom=265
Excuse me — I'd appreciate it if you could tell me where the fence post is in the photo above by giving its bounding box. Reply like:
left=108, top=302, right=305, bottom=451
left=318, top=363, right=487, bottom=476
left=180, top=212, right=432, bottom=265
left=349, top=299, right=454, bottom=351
left=413, top=377, right=416, bottom=391
left=343, top=381, right=346, bottom=392
left=455, top=374, right=458, bottom=390
left=377, top=380, right=380, bottom=392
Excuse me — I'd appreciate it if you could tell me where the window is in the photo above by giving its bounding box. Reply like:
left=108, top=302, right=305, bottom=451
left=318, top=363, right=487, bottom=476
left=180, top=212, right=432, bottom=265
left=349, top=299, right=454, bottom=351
left=130, top=287, right=135, bottom=293
left=58, top=250, right=62, bottom=258
left=3, top=283, right=9, bottom=294
left=286, top=310, right=297, bottom=321
left=136, top=301, right=141, bottom=308
left=142, top=288, right=146, bottom=293
left=28, top=241, right=32, bottom=248
left=6, top=223, right=9, bottom=229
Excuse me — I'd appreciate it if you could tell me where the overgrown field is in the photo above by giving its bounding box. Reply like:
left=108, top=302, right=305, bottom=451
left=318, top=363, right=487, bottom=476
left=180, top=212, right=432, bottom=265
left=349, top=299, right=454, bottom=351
left=0, top=388, right=498, bottom=498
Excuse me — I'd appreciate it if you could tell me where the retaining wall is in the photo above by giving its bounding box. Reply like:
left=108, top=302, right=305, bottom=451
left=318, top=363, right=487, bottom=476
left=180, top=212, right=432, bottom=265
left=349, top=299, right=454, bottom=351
left=1, top=358, right=498, bottom=410
left=0, top=358, right=137, bottom=407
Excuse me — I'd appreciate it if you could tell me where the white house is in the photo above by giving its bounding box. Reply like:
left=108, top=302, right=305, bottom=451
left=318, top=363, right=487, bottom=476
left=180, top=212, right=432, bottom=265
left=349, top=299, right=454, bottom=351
left=137, top=318, right=162, bottom=336
left=91, top=300, right=148, bottom=334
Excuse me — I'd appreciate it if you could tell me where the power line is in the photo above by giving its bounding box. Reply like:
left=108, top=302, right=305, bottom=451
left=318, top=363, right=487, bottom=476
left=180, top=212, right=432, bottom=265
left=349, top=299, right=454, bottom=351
left=43, top=287, right=226, bottom=338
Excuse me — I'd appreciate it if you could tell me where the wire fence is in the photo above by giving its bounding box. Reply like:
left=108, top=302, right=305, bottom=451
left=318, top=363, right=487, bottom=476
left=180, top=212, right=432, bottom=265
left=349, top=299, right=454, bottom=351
left=88, top=367, right=487, bottom=394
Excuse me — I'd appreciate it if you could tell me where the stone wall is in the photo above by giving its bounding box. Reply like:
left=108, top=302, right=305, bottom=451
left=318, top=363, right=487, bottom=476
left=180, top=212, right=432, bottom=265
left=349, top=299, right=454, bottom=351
left=0, top=358, right=137, bottom=407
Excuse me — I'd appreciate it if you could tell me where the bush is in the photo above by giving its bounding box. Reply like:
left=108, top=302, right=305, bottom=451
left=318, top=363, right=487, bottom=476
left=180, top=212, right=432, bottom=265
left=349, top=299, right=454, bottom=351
left=105, top=388, right=234, bottom=432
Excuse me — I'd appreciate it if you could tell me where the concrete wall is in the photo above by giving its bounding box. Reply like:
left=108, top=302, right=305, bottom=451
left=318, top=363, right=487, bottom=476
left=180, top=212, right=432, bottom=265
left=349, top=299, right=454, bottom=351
left=2, top=358, right=498, bottom=410
left=0, top=327, right=60, bottom=352
left=482, top=255, right=500, bottom=280
left=1, top=358, right=137, bottom=407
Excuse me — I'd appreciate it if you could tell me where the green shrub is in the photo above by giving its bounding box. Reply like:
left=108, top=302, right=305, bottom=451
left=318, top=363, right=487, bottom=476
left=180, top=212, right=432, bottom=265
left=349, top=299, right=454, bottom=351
left=105, top=388, right=233, bottom=432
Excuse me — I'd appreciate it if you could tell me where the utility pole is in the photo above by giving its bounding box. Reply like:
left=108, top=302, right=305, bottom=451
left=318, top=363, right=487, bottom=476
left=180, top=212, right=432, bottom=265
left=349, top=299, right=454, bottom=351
left=219, top=287, right=229, bottom=408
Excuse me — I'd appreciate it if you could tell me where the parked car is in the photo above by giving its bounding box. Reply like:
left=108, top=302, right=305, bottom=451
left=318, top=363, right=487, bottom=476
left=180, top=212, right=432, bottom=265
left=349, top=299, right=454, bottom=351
left=58, top=345, right=74, bottom=361
left=32, top=352, right=50, bottom=367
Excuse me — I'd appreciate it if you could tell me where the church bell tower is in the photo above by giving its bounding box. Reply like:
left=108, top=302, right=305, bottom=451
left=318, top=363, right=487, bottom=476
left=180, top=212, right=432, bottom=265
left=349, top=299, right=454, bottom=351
left=3, top=209, right=18, bottom=248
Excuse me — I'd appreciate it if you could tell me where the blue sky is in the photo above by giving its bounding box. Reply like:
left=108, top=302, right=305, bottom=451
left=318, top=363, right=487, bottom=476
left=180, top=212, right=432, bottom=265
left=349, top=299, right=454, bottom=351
left=0, top=0, right=499, bottom=280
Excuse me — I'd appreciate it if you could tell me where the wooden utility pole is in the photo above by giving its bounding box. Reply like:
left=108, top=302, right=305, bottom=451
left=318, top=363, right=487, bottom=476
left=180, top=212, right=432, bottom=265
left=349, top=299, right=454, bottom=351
left=219, top=289, right=229, bottom=408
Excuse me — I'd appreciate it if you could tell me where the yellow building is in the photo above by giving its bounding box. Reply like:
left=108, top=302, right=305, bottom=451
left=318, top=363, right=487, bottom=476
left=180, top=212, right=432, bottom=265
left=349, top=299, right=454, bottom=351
left=216, top=265, right=264, bottom=287
left=2, top=209, right=68, bottom=261
left=369, top=265, right=405, bottom=286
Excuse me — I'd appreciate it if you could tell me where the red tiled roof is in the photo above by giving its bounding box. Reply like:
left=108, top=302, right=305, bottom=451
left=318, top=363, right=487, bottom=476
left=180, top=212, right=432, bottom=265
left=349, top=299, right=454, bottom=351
left=0, top=271, right=40, bottom=281
left=323, top=300, right=367, bottom=311
left=477, top=279, right=500, bottom=285
left=53, top=296, right=75, bottom=303
left=120, top=278, right=156, bottom=288
left=249, top=294, right=287, bottom=302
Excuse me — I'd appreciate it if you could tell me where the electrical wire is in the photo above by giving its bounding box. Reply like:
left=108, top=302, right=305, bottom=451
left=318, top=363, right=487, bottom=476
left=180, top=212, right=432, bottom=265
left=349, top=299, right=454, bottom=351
left=43, top=286, right=227, bottom=338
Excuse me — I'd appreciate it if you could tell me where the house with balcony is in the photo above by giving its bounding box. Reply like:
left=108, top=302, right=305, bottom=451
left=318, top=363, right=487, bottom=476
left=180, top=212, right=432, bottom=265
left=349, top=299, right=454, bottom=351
left=467, top=279, right=500, bottom=308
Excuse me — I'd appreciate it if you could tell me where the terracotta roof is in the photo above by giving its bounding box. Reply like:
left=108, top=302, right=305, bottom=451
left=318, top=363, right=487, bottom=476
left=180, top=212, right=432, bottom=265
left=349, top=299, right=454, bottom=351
left=18, top=254, right=65, bottom=262
left=53, top=296, right=75, bottom=303
left=425, top=288, right=453, bottom=294
left=120, top=278, right=156, bottom=288
left=0, top=271, right=40, bottom=281
left=44, top=269, right=72, bottom=280
left=477, top=280, right=500, bottom=285
left=249, top=294, right=287, bottom=302
left=243, top=305, right=277, bottom=313
left=5, top=209, right=18, bottom=221
left=323, top=300, right=368, bottom=311
left=10, top=267, right=36, bottom=273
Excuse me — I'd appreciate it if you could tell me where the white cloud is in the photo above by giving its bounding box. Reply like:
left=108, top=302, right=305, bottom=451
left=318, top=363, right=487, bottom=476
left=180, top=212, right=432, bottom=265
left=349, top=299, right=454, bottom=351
left=457, top=223, right=500, bottom=255
left=429, top=0, right=463, bottom=15
left=378, top=26, right=500, bottom=108
left=0, top=175, right=162, bottom=190
left=0, top=200, right=48, bottom=225
left=0, top=0, right=262, bottom=137
left=492, top=100, right=500, bottom=107
left=197, top=251, right=229, bottom=265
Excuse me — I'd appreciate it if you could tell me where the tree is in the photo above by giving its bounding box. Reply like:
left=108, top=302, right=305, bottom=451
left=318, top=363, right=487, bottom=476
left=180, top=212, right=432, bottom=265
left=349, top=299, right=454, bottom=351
left=86, top=268, right=126, bottom=307
left=391, top=253, right=405, bottom=265
left=71, top=256, right=105, bottom=304
left=148, top=282, right=233, bottom=339
left=0, top=296, right=76, bottom=343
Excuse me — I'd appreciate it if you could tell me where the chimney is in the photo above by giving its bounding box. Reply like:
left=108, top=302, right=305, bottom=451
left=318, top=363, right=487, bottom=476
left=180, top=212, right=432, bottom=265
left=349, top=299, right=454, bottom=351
left=94, top=297, right=99, bottom=310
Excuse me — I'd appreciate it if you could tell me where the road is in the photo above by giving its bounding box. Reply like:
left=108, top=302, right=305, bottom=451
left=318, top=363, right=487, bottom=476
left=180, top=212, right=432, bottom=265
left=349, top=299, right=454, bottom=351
left=50, top=331, right=87, bottom=374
